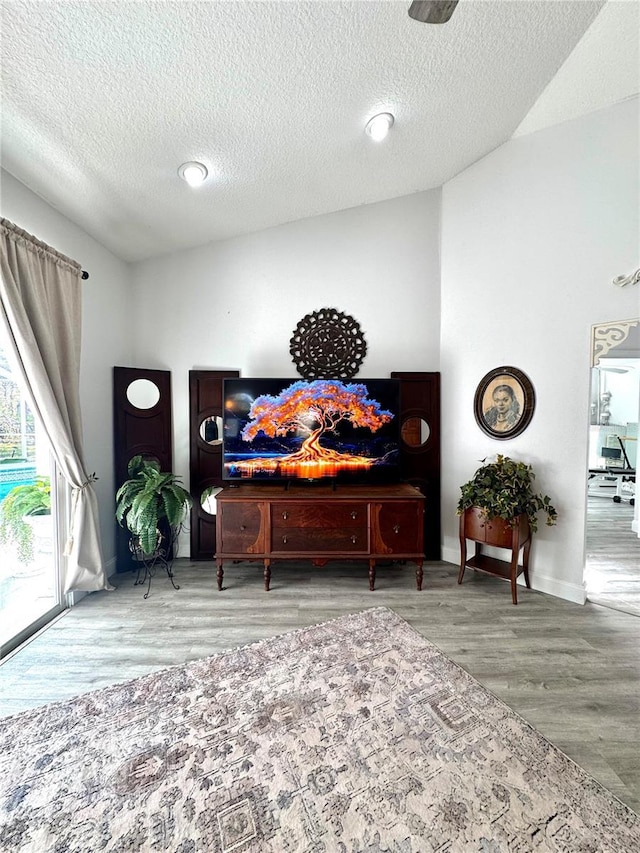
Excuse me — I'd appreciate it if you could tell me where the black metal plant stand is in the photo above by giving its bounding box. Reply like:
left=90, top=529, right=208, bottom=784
left=129, top=529, right=180, bottom=599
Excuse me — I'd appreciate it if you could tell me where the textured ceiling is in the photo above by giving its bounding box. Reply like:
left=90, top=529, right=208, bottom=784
left=514, top=1, right=640, bottom=137
left=1, top=0, right=635, bottom=263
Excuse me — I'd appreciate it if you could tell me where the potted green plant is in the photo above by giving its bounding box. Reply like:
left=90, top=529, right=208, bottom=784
left=115, top=455, right=192, bottom=557
left=457, top=454, right=557, bottom=531
left=0, top=476, right=51, bottom=562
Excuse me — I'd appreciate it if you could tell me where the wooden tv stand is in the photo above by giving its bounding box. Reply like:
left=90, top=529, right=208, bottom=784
left=215, top=483, right=425, bottom=591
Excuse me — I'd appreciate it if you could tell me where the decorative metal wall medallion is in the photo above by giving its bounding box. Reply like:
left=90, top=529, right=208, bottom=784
left=290, top=308, right=367, bottom=379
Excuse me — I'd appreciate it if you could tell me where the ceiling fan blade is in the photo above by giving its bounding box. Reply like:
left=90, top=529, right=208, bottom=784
left=408, top=1, right=459, bottom=24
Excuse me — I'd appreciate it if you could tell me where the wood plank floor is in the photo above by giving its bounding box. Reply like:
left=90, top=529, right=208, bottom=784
left=1, top=557, right=639, bottom=813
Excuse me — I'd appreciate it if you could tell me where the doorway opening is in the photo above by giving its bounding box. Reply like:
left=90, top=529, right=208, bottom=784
left=584, top=318, right=639, bottom=616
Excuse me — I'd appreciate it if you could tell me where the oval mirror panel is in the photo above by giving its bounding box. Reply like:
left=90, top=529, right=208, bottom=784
left=201, top=486, right=223, bottom=516
left=199, top=416, right=223, bottom=445
left=126, top=378, right=160, bottom=410
left=401, top=416, right=430, bottom=447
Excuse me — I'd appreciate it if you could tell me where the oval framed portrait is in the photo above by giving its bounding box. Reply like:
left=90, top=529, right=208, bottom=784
left=474, top=366, right=535, bottom=440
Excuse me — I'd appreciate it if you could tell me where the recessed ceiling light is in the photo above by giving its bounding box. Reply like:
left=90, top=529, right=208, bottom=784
left=365, top=113, right=394, bottom=141
left=178, top=161, right=208, bottom=187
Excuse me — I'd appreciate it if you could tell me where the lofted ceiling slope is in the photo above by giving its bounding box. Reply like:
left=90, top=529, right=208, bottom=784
left=1, top=0, right=637, bottom=263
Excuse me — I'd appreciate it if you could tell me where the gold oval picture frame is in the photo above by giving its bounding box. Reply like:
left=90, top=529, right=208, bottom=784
left=474, top=366, right=535, bottom=440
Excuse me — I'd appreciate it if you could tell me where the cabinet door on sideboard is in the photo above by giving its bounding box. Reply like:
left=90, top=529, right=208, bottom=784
left=217, top=500, right=266, bottom=555
left=374, top=500, right=424, bottom=555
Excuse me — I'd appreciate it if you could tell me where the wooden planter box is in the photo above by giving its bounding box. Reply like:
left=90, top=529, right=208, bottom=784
left=458, top=506, right=532, bottom=605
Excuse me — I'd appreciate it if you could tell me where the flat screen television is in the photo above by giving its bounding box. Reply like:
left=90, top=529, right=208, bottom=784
left=222, top=377, right=401, bottom=483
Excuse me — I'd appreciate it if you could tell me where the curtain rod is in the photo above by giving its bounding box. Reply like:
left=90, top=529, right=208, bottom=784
left=1, top=218, right=90, bottom=279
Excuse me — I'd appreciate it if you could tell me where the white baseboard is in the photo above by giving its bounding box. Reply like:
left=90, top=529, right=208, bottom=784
left=525, top=572, right=587, bottom=605
left=441, top=545, right=587, bottom=605
left=441, top=544, right=461, bottom=568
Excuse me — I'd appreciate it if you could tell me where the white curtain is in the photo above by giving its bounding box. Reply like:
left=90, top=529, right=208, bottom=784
left=0, top=218, right=111, bottom=593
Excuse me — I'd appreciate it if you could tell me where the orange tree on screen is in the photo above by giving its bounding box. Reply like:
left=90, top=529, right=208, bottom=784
left=241, top=380, right=393, bottom=464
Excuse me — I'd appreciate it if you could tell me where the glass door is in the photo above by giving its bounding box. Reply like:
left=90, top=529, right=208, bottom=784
left=0, top=336, right=64, bottom=658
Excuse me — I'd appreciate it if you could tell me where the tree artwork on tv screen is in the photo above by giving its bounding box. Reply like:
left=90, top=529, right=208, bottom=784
left=223, top=379, right=400, bottom=481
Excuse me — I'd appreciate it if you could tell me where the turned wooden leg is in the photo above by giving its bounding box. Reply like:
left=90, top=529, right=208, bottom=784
left=216, top=560, right=224, bottom=591
left=264, top=560, right=271, bottom=591
left=369, top=560, right=376, bottom=591
left=416, top=561, right=423, bottom=591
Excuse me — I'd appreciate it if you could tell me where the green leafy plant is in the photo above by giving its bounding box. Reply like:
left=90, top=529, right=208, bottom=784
left=0, top=476, right=51, bottom=562
left=115, top=456, right=193, bottom=555
left=457, top=454, right=557, bottom=532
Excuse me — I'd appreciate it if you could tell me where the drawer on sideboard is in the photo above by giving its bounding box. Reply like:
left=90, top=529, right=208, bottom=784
left=270, top=502, right=367, bottom=529
left=271, top=526, right=369, bottom=553
left=218, top=502, right=265, bottom=553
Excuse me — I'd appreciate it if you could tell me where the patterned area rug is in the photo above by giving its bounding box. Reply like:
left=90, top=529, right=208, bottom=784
left=1, top=608, right=638, bottom=852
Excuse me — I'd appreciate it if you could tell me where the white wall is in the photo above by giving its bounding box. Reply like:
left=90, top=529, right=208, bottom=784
left=131, top=190, right=442, bottom=553
left=441, top=97, right=639, bottom=603
left=0, top=170, right=133, bottom=573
